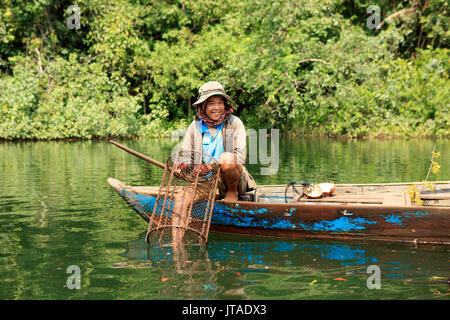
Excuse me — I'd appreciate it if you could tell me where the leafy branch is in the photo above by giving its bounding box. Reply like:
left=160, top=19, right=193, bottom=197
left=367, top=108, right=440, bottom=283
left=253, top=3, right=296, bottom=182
left=407, top=143, right=441, bottom=206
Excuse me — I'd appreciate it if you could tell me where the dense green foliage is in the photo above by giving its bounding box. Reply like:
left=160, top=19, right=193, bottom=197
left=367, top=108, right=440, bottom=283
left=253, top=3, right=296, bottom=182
left=0, top=0, right=448, bottom=139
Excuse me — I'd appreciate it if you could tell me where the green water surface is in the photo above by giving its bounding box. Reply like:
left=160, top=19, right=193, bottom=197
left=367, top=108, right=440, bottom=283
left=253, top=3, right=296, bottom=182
left=0, top=137, right=449, bottom=300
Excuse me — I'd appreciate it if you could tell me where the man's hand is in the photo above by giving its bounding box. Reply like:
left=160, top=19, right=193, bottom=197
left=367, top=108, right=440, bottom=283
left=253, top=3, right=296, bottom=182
left=174, top=162, right=187, bottom=176
left=176, top=163, right=187, bottom=171
left=193, top=164, right=212, bottom=176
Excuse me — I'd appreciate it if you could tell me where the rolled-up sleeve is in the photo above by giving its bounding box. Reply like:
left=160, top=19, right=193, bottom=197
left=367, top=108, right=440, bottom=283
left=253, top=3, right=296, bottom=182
left=223, top=117, right=246, bottom=164
left=234, top=118, right=247, bottom=164
left=182, top=122, right=195, bottom=152
left=180, top=121, right=202, bottom=164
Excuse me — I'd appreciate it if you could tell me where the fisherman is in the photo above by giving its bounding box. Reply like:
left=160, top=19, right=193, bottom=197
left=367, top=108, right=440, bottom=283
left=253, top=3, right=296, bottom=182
left=171, top=81, right=256, bottom=242
left=180, top=80, right=256, bottom=201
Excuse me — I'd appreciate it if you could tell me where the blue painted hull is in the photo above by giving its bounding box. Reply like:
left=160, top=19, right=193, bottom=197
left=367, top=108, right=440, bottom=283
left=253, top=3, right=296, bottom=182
left=109, top=178, right=450, bottom=245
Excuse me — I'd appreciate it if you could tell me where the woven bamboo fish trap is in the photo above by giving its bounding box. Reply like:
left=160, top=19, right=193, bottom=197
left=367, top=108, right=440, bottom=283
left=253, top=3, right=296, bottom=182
left=145, top=150, right=221, bottom=245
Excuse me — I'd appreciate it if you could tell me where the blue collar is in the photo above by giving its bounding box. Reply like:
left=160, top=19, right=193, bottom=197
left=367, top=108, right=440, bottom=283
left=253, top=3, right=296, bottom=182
left=199, top=119, right=224, bottom=135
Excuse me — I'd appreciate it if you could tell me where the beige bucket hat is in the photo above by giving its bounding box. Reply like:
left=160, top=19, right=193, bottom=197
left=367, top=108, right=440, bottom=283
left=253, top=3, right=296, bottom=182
left=193, top=81, right=236, bottom=107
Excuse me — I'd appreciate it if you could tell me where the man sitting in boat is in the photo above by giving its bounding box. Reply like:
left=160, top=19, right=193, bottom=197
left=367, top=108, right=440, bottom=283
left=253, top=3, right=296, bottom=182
left=171, top=81, right=256, bottom=243
left=179, top=80, right=256, bottom=202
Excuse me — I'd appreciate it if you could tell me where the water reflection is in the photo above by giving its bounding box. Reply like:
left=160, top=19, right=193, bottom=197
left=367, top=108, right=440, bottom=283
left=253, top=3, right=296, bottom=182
left=117, top=233, right=450, bottom=299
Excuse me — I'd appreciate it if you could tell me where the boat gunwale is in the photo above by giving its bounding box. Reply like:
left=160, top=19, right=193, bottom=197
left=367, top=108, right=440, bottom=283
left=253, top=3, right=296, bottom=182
left=107, top=178, right=450, bottom=210
left=107, top=178, right=450, bottom=245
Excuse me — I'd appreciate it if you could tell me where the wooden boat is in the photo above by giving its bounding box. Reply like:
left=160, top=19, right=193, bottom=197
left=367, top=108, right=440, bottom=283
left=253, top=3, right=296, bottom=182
left=108, top=178, right=450, bottom=245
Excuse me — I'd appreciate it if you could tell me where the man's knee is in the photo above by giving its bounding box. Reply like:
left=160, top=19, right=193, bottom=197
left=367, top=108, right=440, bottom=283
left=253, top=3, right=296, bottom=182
left=219, top=152, right=237, bottom=165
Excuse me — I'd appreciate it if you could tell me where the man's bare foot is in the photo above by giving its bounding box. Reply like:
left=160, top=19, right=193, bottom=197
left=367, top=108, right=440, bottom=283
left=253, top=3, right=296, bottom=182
left=223, top=191, right=239, bottom=202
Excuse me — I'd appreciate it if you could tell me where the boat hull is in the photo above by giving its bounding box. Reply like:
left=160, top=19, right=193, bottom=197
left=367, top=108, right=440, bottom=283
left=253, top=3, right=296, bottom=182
left=108, top=178, right=450, bottom=245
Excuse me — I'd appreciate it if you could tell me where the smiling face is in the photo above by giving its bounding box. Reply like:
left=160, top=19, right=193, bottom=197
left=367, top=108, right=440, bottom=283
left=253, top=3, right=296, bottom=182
left=204, top=95, right=226, bottom=121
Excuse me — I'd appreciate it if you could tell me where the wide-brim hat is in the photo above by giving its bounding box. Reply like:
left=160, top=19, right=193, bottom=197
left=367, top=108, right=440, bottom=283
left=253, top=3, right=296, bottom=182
left=193, top=81, right=236, bottom=107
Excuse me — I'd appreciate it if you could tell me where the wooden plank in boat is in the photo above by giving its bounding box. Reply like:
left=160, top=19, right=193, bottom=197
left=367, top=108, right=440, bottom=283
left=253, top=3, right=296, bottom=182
left=382, top=191, right=406, bottom=206
left=420, top=193, right=450, bottom=200
left=404, top=190, right=412, bottom=206
left=297, top=194, right=383, bottom=204
left=334, top=186, right=364, bottom=193
left=432, top=199, right=450, bottom=206
left=127, top=183, right=450, bottom=205
left=129, top=186, right=160, bottom=195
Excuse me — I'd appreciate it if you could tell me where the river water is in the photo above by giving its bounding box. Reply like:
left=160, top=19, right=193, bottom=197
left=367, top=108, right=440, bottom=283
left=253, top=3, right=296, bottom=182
left=0, top=137, right=449, bottom=299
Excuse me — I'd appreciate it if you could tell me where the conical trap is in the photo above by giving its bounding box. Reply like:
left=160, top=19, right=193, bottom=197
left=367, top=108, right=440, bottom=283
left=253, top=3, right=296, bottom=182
left=145, top=150, right=220, bottom=245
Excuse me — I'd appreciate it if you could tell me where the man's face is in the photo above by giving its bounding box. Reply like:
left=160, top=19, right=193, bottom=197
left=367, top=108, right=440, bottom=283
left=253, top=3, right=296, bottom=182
left=204, top=96, right=225, bottom=121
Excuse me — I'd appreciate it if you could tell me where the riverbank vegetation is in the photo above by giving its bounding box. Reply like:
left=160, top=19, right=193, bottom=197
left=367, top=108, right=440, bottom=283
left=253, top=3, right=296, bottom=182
left=0, top=0, right=448, bottom=140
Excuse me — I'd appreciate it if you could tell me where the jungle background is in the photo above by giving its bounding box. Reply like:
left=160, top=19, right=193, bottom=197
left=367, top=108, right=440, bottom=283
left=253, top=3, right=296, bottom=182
left=0, top=0, right=448, bottom=140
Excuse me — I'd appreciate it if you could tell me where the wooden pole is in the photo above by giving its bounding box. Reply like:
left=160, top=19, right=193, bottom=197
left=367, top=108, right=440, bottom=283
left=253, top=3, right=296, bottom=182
left=109, top=140, right=166, bottom=170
